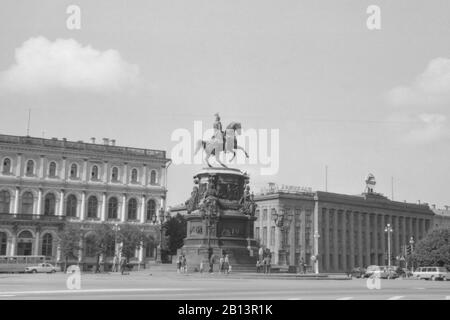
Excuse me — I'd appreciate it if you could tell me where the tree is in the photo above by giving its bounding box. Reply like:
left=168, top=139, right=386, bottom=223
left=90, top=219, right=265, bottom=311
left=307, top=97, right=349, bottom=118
left=57, top=223, right=82, bottom=272
left=165, top=213, right=187, bottom=255
left=411, top=227, right=450, bottom=268
left=117, top=224, right=148, bottom=262
left=88, top=223, right=115, bottom=272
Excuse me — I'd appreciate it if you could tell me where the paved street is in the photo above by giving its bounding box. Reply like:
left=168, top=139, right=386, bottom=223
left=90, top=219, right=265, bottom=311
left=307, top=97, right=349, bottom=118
left=0, top=271, right=448, bottom=300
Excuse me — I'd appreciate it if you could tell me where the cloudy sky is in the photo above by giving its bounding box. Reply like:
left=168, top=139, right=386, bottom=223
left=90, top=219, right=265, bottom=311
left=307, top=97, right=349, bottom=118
left=1, top=0, right=450, bottom=208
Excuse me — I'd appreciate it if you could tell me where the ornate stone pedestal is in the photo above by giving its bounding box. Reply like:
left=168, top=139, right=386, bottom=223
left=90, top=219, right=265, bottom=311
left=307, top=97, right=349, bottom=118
left=181, top=167, right=258, bottom=271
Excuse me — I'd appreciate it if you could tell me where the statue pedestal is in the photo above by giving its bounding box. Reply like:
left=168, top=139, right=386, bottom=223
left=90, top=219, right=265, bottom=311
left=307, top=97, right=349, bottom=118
left=181, top=168, right=258, bottom=271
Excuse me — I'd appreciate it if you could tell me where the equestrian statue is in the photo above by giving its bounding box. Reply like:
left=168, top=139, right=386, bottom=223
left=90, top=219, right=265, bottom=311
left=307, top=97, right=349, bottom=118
left=194, top=113, right=249, bottom=168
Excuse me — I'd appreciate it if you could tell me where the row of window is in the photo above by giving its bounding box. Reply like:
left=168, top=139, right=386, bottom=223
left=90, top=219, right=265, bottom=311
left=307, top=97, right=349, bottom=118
left=255, top=208, right=313, bottom=222
left=255, top=226, right=276, bottom=246
left=0, top=231, right=53, bottom=256
left=0, top=190, right=158, bottom=221
left=1, top=158, right=159, bottom=184
left=0, top=231, right=155, bottom=258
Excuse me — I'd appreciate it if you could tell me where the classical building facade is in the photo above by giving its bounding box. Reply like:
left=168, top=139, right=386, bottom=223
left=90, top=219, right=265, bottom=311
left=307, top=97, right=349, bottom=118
left=431, top=206, right=450, bottom=230
left=0, top=133, right=170, bottom=269
left=254, top=180, right=435, bottom=273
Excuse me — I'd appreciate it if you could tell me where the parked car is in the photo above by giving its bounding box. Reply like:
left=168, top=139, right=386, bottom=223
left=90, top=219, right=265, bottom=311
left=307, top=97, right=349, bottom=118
left=381, top=268, right=399, bottom=279
left=25, top=263, right=58, bottom=274
left=364, top=265, right=381, bottom=278
left=364, top=265, right=399, bottom=279
left=400, top=268, right=413, bottom=278
left=348, top=267, right=366, bottom=278
left=412, top=267, right=450, bottom=281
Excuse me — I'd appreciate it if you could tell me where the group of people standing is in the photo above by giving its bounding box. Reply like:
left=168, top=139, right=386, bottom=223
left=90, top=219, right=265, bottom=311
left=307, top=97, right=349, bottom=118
left=177, top=254, right=188, bottom=273
left=111, top=255, right=129, bottom=275
left=256, top=247, right=272, bottom=274
left=219, top=254, right=231, bottom=274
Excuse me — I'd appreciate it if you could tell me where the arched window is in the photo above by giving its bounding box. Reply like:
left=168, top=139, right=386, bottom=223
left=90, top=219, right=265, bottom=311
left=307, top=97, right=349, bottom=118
left=87, top=196, right=98, bottom=218
left=26, top=160, right=34, bottom=176
left=0, top=190, right=10, bottom=213
left=44, top=193, right=56, bottom=215
left=128, top=198, right=138, bottom=220
left=41, top=234, right=53, bottom=257
left=2, top=158, right=11, bottom=174
left=111, top=167, right=119, bottom=182
left=131, top=169, right=138, bottom=183
left=145, top=239, right=154, bottom=258
left=108, top=197, right=118, bottom=219
left=18, top=230, right=33, bottom=239
left=48, top=162, right=57, bottom=177
left=21, top=192, right=34, bottom=215
left=85, top=234, right=96, bottom=257
left=91, top=165, right=99, bottom=180
left=17, top=230, right=33, bottom=256
left=70, top=164, right=78, bottom=179
left=146, top=199, right=156, bottom=221
left=150, top=170, right=157, bottom=185
left=66, top=195, right=77, bottom=217
left=0, top=232, right=7, bottom=256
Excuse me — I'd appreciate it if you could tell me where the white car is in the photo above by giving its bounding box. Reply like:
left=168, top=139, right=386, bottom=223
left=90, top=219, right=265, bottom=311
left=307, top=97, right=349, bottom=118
left=25, top=263, right=58, bottom=274
left=412, top=267, right=450, bottom=281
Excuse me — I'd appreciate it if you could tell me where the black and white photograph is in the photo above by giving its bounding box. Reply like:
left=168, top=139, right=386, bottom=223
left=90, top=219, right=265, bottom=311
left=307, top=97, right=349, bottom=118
left=0, top=0, right=449, bottom=307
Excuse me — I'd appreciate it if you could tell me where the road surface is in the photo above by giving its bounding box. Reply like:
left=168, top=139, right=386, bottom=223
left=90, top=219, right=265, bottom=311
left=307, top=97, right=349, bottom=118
left=0, top=271, right=448, bottom=300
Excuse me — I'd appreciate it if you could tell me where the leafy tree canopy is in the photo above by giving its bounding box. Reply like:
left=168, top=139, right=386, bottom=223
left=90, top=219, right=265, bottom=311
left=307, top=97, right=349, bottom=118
left=117, top=224, right=148, bottom=260
left=165, top=213, right=187, bottom=255
left=411, top=227, right=450, bottom=268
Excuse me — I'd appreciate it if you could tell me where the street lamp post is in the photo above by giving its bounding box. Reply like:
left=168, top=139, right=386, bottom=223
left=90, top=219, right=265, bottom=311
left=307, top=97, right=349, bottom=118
left=313, top=231, right=320, bottom=274
left=271, top=209, right=293, bottom=267
left=409, top=236, right=415, bottom=272
left=112, top=223, right=120, bottom=273
left=152, top=208, right=165, bottom=263
left=384, top=224, right=393, bottom=269
left=202, top=207, right=217, bottom=273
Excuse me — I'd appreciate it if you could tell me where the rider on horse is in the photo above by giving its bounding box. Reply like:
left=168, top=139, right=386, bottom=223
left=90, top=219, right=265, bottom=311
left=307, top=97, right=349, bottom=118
left=212, top=113, right=224, bottom=142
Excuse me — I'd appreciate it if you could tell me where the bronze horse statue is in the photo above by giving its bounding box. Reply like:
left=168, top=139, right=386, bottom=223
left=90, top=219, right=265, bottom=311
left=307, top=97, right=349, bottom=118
left=194, top=122, right=249, bottom=168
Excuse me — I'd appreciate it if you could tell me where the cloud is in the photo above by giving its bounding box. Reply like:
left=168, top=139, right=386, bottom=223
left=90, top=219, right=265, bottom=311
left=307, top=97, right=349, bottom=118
left=0, top=37, right=140, bottom=94
left=388, top=57, right=450, bottom=106
left=402, top=113, right=449, bottom=143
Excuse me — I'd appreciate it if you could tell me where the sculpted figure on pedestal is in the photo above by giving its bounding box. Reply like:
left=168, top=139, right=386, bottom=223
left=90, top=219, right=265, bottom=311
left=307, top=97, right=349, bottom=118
left=239, top=185, right=257, bottom=216
left=185, top=186, right=199, bottom=214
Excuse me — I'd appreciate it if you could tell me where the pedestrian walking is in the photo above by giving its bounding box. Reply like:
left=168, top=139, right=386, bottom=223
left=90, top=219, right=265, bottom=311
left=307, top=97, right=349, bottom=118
left=182, top=254, right=187, bottom=273
left=177, top=255, right=182, bottom=273
left=256, top=260, right=261, bottom=273
left=264, top=249, right=271, bottom=274
left=200, top=261, right=204, bottom=274
left=258, top=247, right=264, bottom=263
left=267, top=251, right=272, bottom=274
left=219, top=255, right=225, bottom=274
left=112, top=255, right=119, bottom=272
left=120, top=257, right=127, bottom=275
left=224, top=254, right=230, bottom=274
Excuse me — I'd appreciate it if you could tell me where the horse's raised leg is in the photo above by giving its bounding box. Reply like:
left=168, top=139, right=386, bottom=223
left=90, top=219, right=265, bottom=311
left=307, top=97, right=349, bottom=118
left=215, top=153, right=227, bottom=168
left=236, top=146, right=249, bottom=158
left=205, top=155, right=212, bottom=167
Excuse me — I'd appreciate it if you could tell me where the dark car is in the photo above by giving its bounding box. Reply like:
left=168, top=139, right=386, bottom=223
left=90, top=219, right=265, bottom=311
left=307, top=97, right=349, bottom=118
left=348, top=267, right=366, bottom=278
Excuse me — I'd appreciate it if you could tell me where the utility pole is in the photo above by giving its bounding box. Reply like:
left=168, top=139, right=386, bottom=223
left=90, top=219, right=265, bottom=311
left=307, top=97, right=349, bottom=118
left=384, top=224, right=393, bottom=269
left=26, top=109, right=31, bottom=136
left=325, top=165, right=328, bottom=192
left=391, top=176, right=394, bottom=200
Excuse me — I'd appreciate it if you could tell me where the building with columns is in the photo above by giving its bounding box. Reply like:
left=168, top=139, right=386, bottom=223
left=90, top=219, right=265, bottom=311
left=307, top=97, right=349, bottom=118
left=254, top=178, right=435, bottom=273
left=0, top=133, right=171, bottom=270
left=431, top=206, right=450, bottom=230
